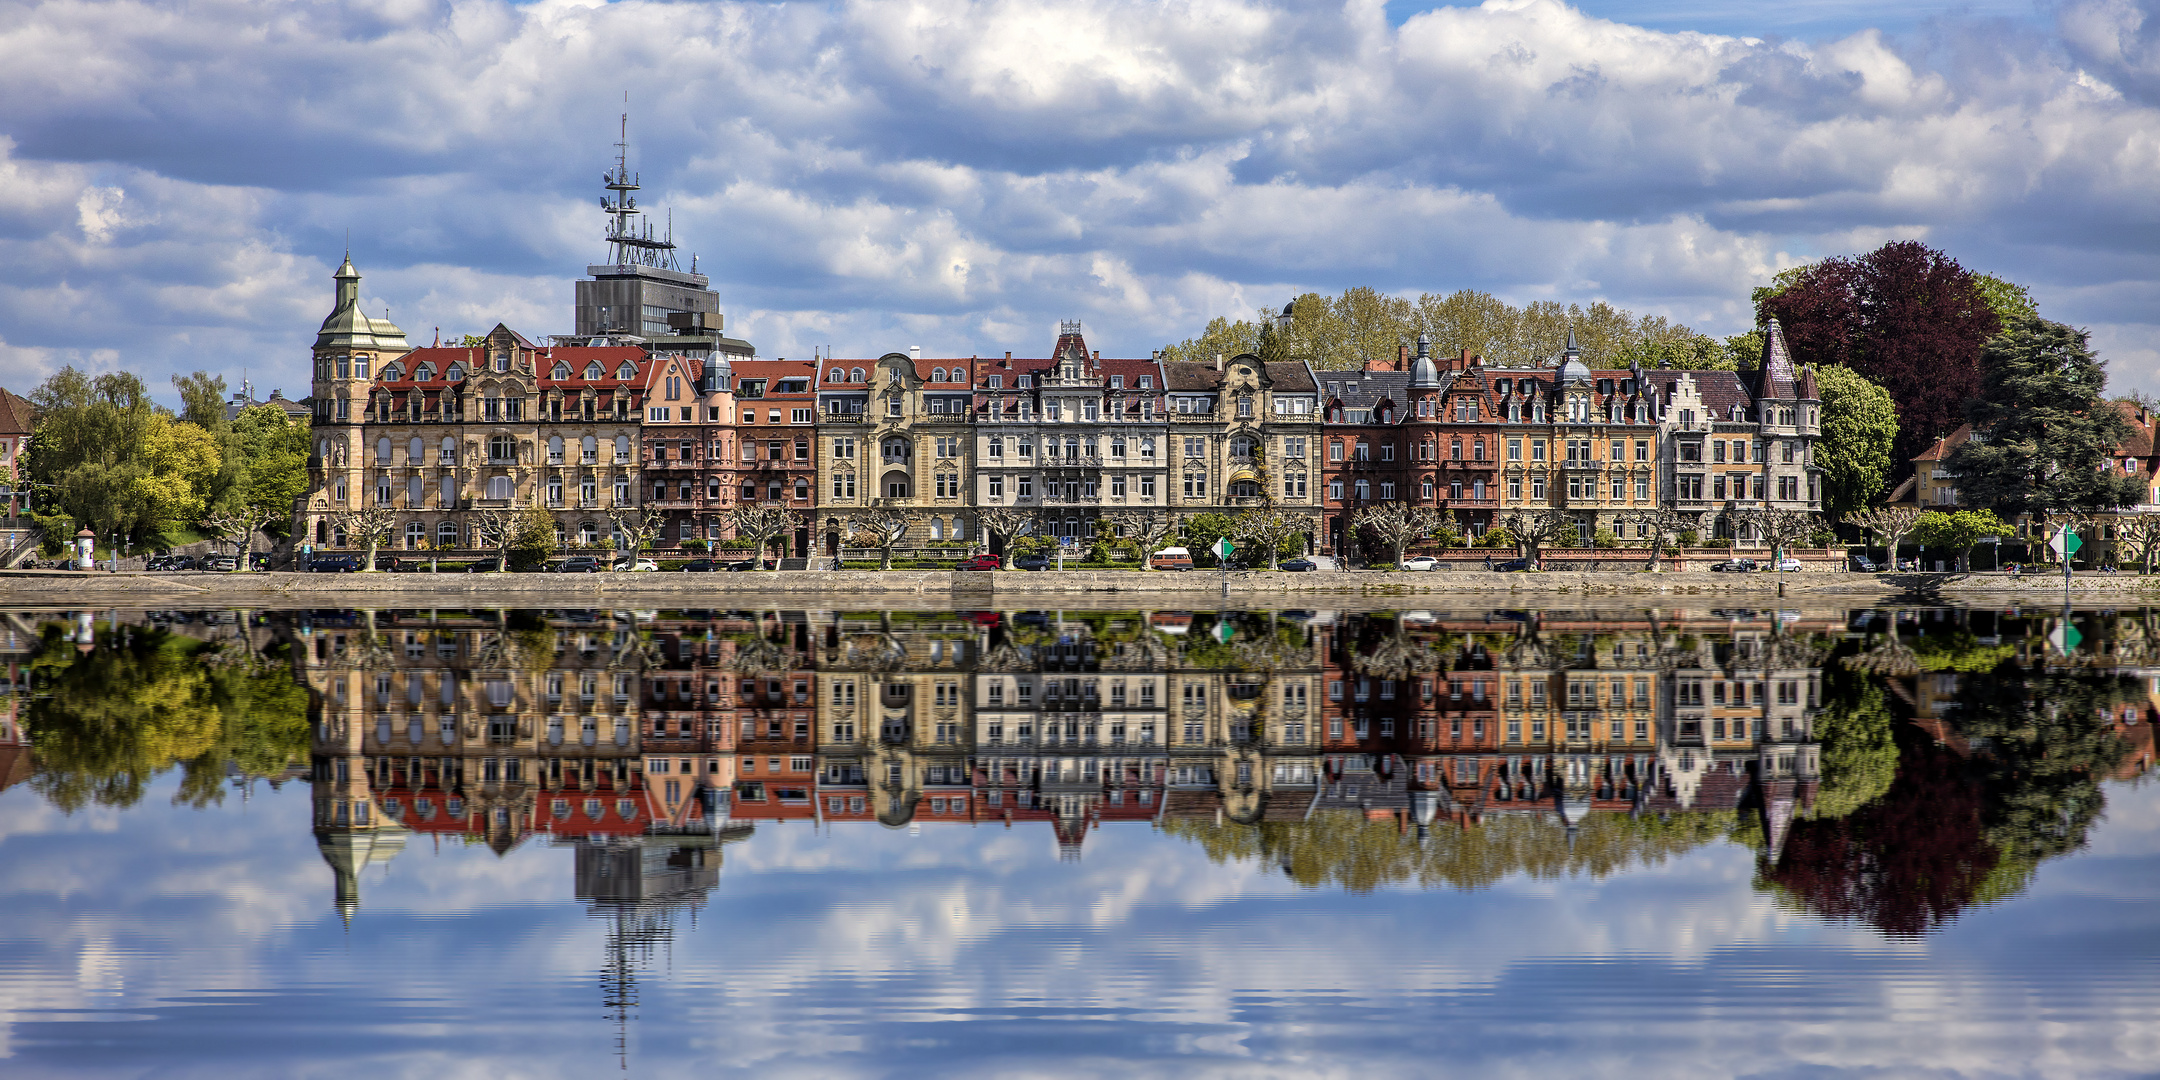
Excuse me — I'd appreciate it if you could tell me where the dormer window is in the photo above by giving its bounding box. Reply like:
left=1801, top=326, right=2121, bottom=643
left=1138, top=376, right=1152, bottom=389
left=829, top=367, right=843, bottom=383
left=445, top=364, right=464, bottom=382
left=583, top=362, right=603, bottom=380
left=1110, top=375, right=1124, bottom=389
left=552, top=362, right=571, bottom=379
left=932, top=368, right=946, bottom=382
left=850, top=368, right=866, bottom=382
left=413, top=363, right=435, bottom=381
left=987, top=375, right=1003, bottom=389
left=380, top=363, right=403, bottom=382
left=616, top=362, right=637, bottom=380
left=1017, top=375, right=1032, bottom=388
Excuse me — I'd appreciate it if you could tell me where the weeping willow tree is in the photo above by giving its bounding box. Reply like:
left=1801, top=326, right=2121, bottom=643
left=24, top=621, right=310, bottom=811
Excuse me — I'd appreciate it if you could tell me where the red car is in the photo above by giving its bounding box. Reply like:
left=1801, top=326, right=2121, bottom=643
left=957, top=554, right=1003, bottom=571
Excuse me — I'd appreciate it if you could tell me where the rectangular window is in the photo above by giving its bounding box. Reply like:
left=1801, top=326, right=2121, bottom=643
left=1018, top=476, right=1033, bottom=498
left=1111, top=475, right=1127, bottom=496
left=1139, top=475, right=1156, bottom=498
left=1508, top=439, right=1523, bottom=462
left=988, top=475, right=1004, bottom=498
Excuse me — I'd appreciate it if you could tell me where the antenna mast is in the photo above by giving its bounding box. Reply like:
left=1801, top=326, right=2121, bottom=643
left=601, top=95, right=679, bottom=272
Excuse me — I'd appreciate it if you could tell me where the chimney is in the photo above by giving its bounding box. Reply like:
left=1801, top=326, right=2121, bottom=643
left=1397, top=344, right=1410, bottom=369
left=1214, top=353, right=1224, bottom=371
left=1092, top=350, right=1099, bottom=361
left=1004, top=351, right=1012, bottom=361
left=910, top=345, right=921, bottom=360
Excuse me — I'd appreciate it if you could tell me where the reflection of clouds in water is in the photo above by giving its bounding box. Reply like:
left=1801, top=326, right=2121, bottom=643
left=0, top=780, right=2156, bottom=1078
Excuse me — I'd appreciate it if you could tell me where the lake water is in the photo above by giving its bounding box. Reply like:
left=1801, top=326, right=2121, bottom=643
left=0, top=604, right=2154, bottom=1078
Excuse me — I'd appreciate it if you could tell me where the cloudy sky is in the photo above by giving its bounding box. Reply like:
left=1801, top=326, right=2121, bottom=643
left=2, top=0, right=2157, bottom=408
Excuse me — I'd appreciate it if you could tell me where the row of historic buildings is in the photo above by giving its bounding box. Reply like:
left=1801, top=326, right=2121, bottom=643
left=300, top=163, right=1826, bottom=560
left=302, top=260, right=1828, bottom=561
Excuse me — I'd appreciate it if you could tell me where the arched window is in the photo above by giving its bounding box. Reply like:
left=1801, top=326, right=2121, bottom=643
left=928, top=517, right=944, bottom=541
left=407, top=476, right=423, bottom=505
left=885, top=474, right=911, bottom=498
left=950, top=517, right=966, bottom=541
left=881, top=437, right=911, bottom=463
left=409, top=436, right=424, bottom=462
left=547, top=436, right=564, bottom=464
left=376, top=437, right=392, bottom=464
left=578, top=521, right=599, bottom=545
left=487, top=476, right=513, bottom=500
left=441, top=437, right=458, bottom=465
left=581, top=436, right=597, bottom=464
left=585, top=362, right=604, bottom=380
left=741, top=480, right=757, bottom=502
left=404, top=522, right=425, bottom=549
left=850, top=368, right=865, bottom=382
left=829, top=368, right=843, bottom=383
left=614, top=435, right=631, bottom=462
left=931, top=368, right=946, bottom=382
left=794, top=477, right=810, bottom=501
left=552, top=362, right=571, bottom=379
left=616, top=362, right=637, bottom=380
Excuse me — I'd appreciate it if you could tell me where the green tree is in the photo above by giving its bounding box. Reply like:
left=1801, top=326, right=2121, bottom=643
left=1812, top=365, right=1899, bottom=519
left=1159, top=315, right=1261, bottom=366
left=171, top=371, right=229, bottom=433
left=1945, top=317, right=2142, bottom=520
left=231, top=403, right=311, bottom=535
left=1913, top=509, right=2009, bottom=571
left=509, top=504, right=557, bottom=569
left=1972, top=273, right=2040, bottom=326
left=1179, top=512, right=1238, bottom=567
left=25, top=368, right=225, bottom=544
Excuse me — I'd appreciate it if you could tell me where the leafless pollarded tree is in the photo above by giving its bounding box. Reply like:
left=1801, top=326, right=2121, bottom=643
left=847, top=507, right=916, bottom=571
left=1847, top=506, right=1921, bottom=569
left=331, top=505, right=397, bottom=571
left=1619, top=507, right=1699, bottom=570
left=1233, top=508, right=1304, bottom=569
left=1352, top=503, right=1445, bottom=569
left=1104, top=508, right=1174, bottom=569
left=1499, top=508, right=1570, bottom=563
left=728, top=504, right=802, bottom=569
left=607, top=505, right=669, bottom=559
left=201, top=502, right=280, bottom=571
left=1744, top=507, right=1822, bottom=556
left=978, top=506, right=1041, bottom=569
left=2110, top=513, right=2160, bottom=574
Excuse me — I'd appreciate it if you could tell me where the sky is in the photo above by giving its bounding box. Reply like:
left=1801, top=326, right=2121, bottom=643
left=1, top=0, right=2157, bottom=410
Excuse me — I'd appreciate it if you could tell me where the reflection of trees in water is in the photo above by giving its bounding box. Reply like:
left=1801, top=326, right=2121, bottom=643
left=1764, top=651, right=2132, bottom=935
left=1161, top=809, right=1738, bottom=893
left=25, top=622, right=309, bottom=811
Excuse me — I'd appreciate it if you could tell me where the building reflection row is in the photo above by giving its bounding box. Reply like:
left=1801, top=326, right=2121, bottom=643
left=300, top=607, right=1835, bottom=914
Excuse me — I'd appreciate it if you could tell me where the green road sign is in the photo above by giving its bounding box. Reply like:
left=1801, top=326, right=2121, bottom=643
left=2051, top=529, right=2082, bottom=557
left=1214, top=621, right=1235, bottom=644
left=1215, top=538, right=1234, bottom=558
left=2050, top=622, right=2083, bottom=653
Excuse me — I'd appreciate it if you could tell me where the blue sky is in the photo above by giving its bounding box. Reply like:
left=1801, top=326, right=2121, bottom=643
left=0, top=0, right=2156, bottom=408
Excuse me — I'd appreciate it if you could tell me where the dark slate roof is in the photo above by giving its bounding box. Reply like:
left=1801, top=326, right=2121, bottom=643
left=1265, top=362, right=1318, bottom=392
left=1161, top=361, right=1222, bottom=391
left=1642, top=369, right=1752, bottom=417
left=1317, top=370, right=1409, bottom=408
left=1755, top=318, right=1800, bottom=401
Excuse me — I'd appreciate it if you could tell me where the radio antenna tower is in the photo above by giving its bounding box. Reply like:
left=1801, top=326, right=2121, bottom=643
left=601, top=95, right=680, bottom=272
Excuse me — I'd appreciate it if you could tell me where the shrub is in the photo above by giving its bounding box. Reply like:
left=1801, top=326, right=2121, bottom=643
left=1678, top=530, right=1701, bottom=547
left=1477, top=528, right=1516, bottom=549
left=1593, top=528, right=1620, bottom=549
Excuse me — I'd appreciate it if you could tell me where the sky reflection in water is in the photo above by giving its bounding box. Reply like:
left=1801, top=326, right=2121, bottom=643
left=0, top=605, right=2155, bottom=1079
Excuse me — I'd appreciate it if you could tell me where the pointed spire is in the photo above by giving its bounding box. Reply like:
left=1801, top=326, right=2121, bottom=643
left=1564, top=326, right=1579, bottom=355
left=1759, top=317, right=1798, bottom=400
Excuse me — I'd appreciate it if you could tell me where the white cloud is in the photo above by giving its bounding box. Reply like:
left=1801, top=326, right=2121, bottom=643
left=0, top=0, right=2157, bottom=401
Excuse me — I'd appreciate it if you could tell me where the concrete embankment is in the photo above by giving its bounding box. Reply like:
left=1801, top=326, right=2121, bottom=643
left=4, top=567, right=2151, bottom=610
left=0, top=566, right=1967, bottom=609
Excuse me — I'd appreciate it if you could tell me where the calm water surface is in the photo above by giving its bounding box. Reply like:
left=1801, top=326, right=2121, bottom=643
left=0, top=605, right=2154, bottom=1078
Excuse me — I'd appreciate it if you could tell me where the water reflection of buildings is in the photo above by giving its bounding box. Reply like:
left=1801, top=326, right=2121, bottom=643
left=299, top=607, right=1848, bottom=885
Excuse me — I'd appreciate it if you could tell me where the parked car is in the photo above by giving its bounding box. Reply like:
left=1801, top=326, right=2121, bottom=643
left=1149, top=546, right=1195, bottom=571
left=1709, top=558, right=1759, bottom=573
left=957, top=554, right=1003, bottom=571
left=1398, top=555, right=1439, bottom=572
left=1849, top=555, right=1880, bottom=572
left=1490, top=558, right=1532, bottom=572
left=1279, top=557, right=1319, bottom=572
left=723, top=559, right=769, bottom=572
left=614, top=558, right=659, bottom=572
left=1013, top=553, right=1053, bottom=571
left=681, top=559, right=721, bottom=573
left=1776, top=557, right=1803, bottom=572
left=559, top=556, right=605, bottom=573
left=147, top=554, right=196, bottom=571
left=308, top=554, right=360, bottom=573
